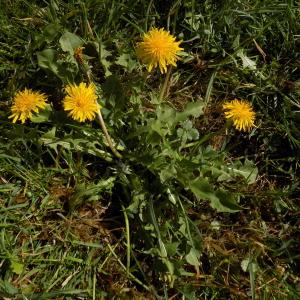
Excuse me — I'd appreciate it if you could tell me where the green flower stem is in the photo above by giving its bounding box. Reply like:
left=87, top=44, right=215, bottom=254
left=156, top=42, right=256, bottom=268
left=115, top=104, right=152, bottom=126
left=96, top=108, right=123, bottom=159
left=159, top=67, right=172, bottom=101
left=85, top=69, right=122, bottom=159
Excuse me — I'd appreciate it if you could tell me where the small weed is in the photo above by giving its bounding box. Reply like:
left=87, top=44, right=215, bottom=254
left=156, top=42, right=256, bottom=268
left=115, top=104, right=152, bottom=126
left=0, top=0, right=299, bottom=299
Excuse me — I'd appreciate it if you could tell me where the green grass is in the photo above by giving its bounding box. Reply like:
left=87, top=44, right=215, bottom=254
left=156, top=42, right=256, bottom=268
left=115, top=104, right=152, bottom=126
left=0, top=0, right=300, bottom=299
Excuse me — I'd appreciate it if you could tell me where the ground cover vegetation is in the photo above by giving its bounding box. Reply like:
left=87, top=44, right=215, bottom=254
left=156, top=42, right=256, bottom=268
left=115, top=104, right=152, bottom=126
left=0, top=0, right=299, bottom=299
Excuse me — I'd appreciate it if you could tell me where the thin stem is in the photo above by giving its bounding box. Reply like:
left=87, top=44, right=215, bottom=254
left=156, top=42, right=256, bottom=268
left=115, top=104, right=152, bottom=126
left=106, top=241, right=150, bottom=291
left=159, top=67, right=172, bottom=101
left=96, top=108, right=122, bottom=159
left=122, top=206, right=131, bottom=276
left=82, top=51, right=122, bottom=159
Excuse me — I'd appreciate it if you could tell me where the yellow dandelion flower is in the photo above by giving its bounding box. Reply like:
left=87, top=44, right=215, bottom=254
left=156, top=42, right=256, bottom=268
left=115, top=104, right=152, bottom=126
left=63, top=82, right=99, bottom=122
left=9, top=88, right=47, bottom=123
left=136, top=28, right=183, bottom=73
left=223, top=99, right=256, bottom=132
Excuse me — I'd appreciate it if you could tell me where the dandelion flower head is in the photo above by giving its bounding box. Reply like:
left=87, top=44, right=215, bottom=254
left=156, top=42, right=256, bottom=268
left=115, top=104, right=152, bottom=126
left=223, top=99, right=256, bottom=132
left=63, top=82, right=99, bottom=122
left=9, top=88, right=47, bottom=123
left=136, top=28, right=183, bottom=73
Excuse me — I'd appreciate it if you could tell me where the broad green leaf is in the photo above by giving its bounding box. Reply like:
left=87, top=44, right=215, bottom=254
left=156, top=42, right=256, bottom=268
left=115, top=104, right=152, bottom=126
left=179, top=285, right=198, bottom=300
left=42, top=126, right=56, bottom=139
left=59, top=31, right=83, bottom=54
left=42, top=23, right=62, bottom=43
left=37, top=49, right=59, bottom=75
left=188, top=128, right=199, bottom=140
left=189, top=178, right=216, bottom=201
left=157, top=105, right=177, bottom=127
left=150, top=119, right=170, bottom=137
left=189, top=178, right=242, bottom=212
left=177, top=121, right=199, bottom=145
left=165, top=242, right=179, bottom=256
left=126, top=192, right=145, bottom=215
left=175, top=101, right=204, bottom=123
left=177, top=128, right=184, bottom=137
left=227, top=159, right=258, bottom=184
left=115, top=53, right=137, bottom=72
left=237, top=49, right=257, bottom=70
left=39, top=129, right=112, bottom=161
left=185, top=248, right=200, bottom=267
left=30, top=104, right=53, bottom=123
left=97, top=43, right=112, bottom=77
left=10, top=260, right=24, bottom=275
left=160, top=165, right=177, bottom=183
left=179, top=216, right=187, bottom=235
left=166, top=188, right=178, bottom=204
left=162, top=257, right=175, bottom=277
left=213, top=190, right=242, bottom=212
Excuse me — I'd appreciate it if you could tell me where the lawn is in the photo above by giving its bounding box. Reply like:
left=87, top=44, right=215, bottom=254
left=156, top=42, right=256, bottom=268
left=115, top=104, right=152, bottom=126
left=0, top=0, right=299, bottom=299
